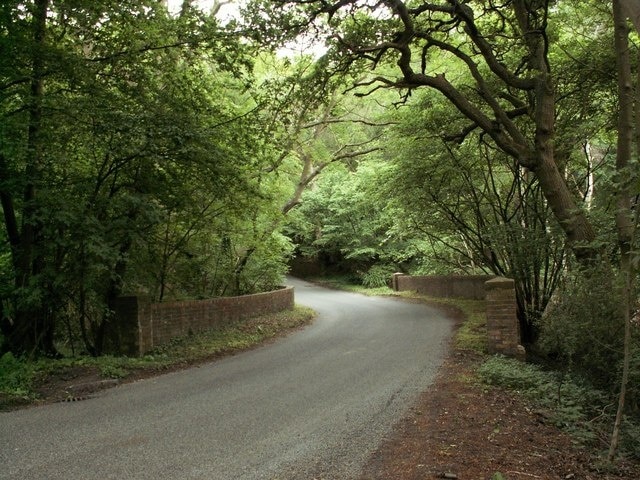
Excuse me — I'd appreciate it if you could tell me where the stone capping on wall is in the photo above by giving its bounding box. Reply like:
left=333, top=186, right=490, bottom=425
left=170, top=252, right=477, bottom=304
left=109, top=286, right=295, bottom=357
left=392, top=273, right=525, bottom=360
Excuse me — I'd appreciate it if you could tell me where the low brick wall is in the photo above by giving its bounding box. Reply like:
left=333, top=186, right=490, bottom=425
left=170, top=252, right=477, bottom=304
left=109, top=287, right=295, bottom=356
left=392, top=273, right=494, bottom=300
left=392, top=273, right=524, bottom=359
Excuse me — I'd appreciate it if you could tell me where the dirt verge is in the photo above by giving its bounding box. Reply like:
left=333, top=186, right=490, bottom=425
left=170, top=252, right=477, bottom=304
left=359, top=347, right=640, bottom=480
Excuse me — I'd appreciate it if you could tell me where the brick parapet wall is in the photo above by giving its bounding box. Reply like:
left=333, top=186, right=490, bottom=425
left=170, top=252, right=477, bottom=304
left=392, top=273, right=525, bottom=360
left=392, top=273, right=494, bottom=300
left=110, top=287, right=295, bottom=356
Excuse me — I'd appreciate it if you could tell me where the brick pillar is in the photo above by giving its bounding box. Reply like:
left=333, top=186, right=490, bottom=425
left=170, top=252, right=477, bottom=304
left=109, top=296, right=152, bottom=357
left=392, top=273, right=404, bottom=291
left=485, top=277, right=525, bottom=360
left=136, top=297, right=152, bottom=355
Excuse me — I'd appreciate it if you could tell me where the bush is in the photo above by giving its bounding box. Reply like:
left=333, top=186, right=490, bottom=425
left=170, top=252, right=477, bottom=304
left=479, top=355, right=640, bottom=457
left=361, top=264, right=396, bottom=288
left=537, top=264, right=638, bottom=396
left=622, top=418, right=640, bottom=460
left=479, top=356, right=607, bottom=445
left=0, top=352, right=33, bottom=398
left=535, top=263, right=640, bottom=458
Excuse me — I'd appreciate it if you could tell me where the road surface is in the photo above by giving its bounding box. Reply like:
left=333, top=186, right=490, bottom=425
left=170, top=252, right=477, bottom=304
left=1, top=277, right=452, bottom=479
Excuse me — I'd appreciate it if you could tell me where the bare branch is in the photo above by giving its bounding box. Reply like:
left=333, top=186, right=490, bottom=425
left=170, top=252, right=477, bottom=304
left=332, top=145, right=381, bottom=162
left=282, top=139, right=381, bottom=214
left=211, top=0, right=232, bottom=16
left=421, top=36, right=528, bottom=145
left=447, top=2, right=536, bottom=90
left=303, top=117, right=398, bottom=128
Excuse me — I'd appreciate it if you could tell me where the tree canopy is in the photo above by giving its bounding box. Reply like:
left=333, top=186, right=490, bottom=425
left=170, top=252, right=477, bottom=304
left=0, top=1, right=289, bottom=355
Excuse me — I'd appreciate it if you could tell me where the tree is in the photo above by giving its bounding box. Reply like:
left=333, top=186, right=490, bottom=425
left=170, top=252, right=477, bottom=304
left=382, top=90, right=566, bottom=340
left=608, top=0, right=639, bottom=461
left=1, top=0, right=57, bottom=355
left=222, top=53, right=387, bottom=286
left=245, top=2, right=640, bottom=457
left=246, top=0, right=599, bottom=260
left=0, top=1, right=269, bottom=356
left=621, top=0, right=640, bottom=31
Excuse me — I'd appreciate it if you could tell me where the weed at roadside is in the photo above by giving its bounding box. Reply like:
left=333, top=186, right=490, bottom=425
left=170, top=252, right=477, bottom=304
left=0, top=352, right=34, bottom=400
left=477, top=355, right=640, bottom=457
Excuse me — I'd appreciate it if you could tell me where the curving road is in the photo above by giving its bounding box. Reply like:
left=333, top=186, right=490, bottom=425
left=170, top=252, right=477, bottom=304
left=0, top=277, right=452, bottom=480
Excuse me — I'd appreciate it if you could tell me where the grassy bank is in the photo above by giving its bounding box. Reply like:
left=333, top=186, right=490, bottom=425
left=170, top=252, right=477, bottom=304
left=0, top=305, right=315, bottom=410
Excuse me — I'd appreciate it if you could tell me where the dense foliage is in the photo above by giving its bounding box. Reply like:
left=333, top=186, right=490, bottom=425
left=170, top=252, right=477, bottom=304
left=0, top=1, right=292, bottom=356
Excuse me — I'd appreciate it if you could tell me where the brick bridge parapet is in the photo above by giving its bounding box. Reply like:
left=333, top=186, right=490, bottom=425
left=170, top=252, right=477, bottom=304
left=107, top=286, right=295, bottom=357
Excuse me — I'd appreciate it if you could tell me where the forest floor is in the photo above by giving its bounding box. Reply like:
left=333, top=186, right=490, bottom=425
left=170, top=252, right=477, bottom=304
left=359, top=304, right=640, bottom=480
left=4, top=294, right=640, bottom=480
left=359, top=346, right=640, bottom=480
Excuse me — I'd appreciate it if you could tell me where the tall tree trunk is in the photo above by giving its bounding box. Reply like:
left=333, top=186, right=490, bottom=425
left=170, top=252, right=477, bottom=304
left=608, top=0, right=637, bottom=462
left=2, top=0, right=56, bottom=356
left=531, top=147, right=597, bottom=262
left=520, top=1, right=598, bottom=262
left=620, top=0, right=640, bottom=32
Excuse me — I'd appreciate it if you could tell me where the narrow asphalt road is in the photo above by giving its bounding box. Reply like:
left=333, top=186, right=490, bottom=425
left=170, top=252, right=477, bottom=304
left=0, top=277, right=452, bottom=480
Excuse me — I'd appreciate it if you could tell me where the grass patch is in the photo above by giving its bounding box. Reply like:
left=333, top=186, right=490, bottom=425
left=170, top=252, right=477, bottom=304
left=150, top=305, right=315, bottom=362
left=0, top=352, right=35, bottom=401
left=426, top=297, right=487, bottom=353
left=0, top=305, right=315, bottom=409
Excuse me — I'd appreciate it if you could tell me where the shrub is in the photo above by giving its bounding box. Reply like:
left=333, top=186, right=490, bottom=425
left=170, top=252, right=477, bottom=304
left=537, top=264, right=636, bottom=396
left=0, top=352, right=33, bottom=398
left=479, top=356, right=607, bottom=445
left=479, top=354, right=640, bottom=457
left=361, top=264, right=396, bottom=288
